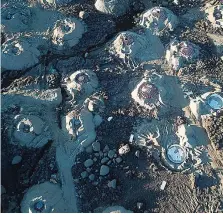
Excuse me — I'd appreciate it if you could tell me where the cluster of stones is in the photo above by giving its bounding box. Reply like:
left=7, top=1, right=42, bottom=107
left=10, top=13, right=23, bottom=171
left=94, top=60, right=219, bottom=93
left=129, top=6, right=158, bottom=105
left=1, top=1, right=86, bottom=70
left=2, top=88, right=63, bottom=211
left=78, top=142, right=130, bottom=188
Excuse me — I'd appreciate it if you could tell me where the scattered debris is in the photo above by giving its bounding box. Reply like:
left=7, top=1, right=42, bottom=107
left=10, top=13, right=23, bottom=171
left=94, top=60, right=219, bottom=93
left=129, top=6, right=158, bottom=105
left=137, top=202, right=143, bottom=210
left=107, top=117, right=113, bottom=122
left=118, top=144, right=130, bottom=155
left=135, top=150, right=140, bottom=158
left=129, top=134, right=134, bottom=143
left=160, top=181, right=167, bottom=190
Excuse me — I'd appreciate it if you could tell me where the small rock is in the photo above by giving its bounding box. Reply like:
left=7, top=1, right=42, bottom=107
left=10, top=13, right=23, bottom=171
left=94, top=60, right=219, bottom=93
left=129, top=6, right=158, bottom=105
left=108, top=150, right=115, bottom=159
left=123, top=166, right=129, bottom=170
left=108, top=179, right=117, bottom=189
left=107, top=160, right=112, bottom=165
left=118, top=144, right=130, bottom=155
left=92, top=141, right=101, bottom=152
left=89, top=174, right=95, bottom=181
left=93, top=157, right=97, bottom=162
left=23, top=179, right=29, bottom=184
left=173, top=0, right=179, bottom=5
left=135, top=150, right=140, bottom=158
left=129, top=134, right=134, bottom=143
left=100, top=165, right=110, bottom=176
left=85, top=146, right=93, bottom=153
left=86, top=168, right=91, bottom=172
left=50, top=178, right=57, bottom=184
left=107, top=116, right=113, bottom=121
left=162, top=1, right=168, bottom=6
left=81, top=171, right=88, bottom=179
left=51, top=174, right=57, bottom=180
left=84, top=52, right=88, bottom=58
left=99, top=151, right=103, bottom=157
left=101, top=157, right=109, bottom=164
left=84, top=159, right=94, bottom=168
left=1, top=185, right=6, bottom=195
left=137, top=202, right=143, bottom=210
left=12, top=155, right=22, bottom=165
left=116, top=157, right=122, bottom=163
left=114, top=154, right=117, bottom=158
left=95, top=153, right=100, bottom=157
left=49, top=163, right=54, bottom=169
left=73, top=179, right=79, bottom=183
left=103, top=145, right=110, bottom=152
left=103, top=152, right=108, bottom=157
left=79, top=11, right=89, bottom=19
left=160, top=181, right=167, bottom=190
left=92, top=181, right=98, bottom=186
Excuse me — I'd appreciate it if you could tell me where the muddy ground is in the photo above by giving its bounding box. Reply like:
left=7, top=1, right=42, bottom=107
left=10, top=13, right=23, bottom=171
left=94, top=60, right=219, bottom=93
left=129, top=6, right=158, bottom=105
left=1, top=0, right=223, bottom=213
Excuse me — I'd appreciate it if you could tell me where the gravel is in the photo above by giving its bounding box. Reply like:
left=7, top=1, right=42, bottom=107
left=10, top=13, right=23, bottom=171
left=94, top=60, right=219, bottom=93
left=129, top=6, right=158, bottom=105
left=89, top=174, right=95, bottom=181
left=11, top=155, right=22, bottom=165
left=81, top=171, right=88, bottom=179
left=92, top=141, right=101, bottom=152
left=101, top=157, right=109, bottom=164
left=115, top=157, right=122, bottom=163
left=108, top=179, right=117, bottom=189
left=100, top=165, right=110, bottom=176
left=84, top=159, right=94, bottom=168
left=108, top=150, right=116, bottom=159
